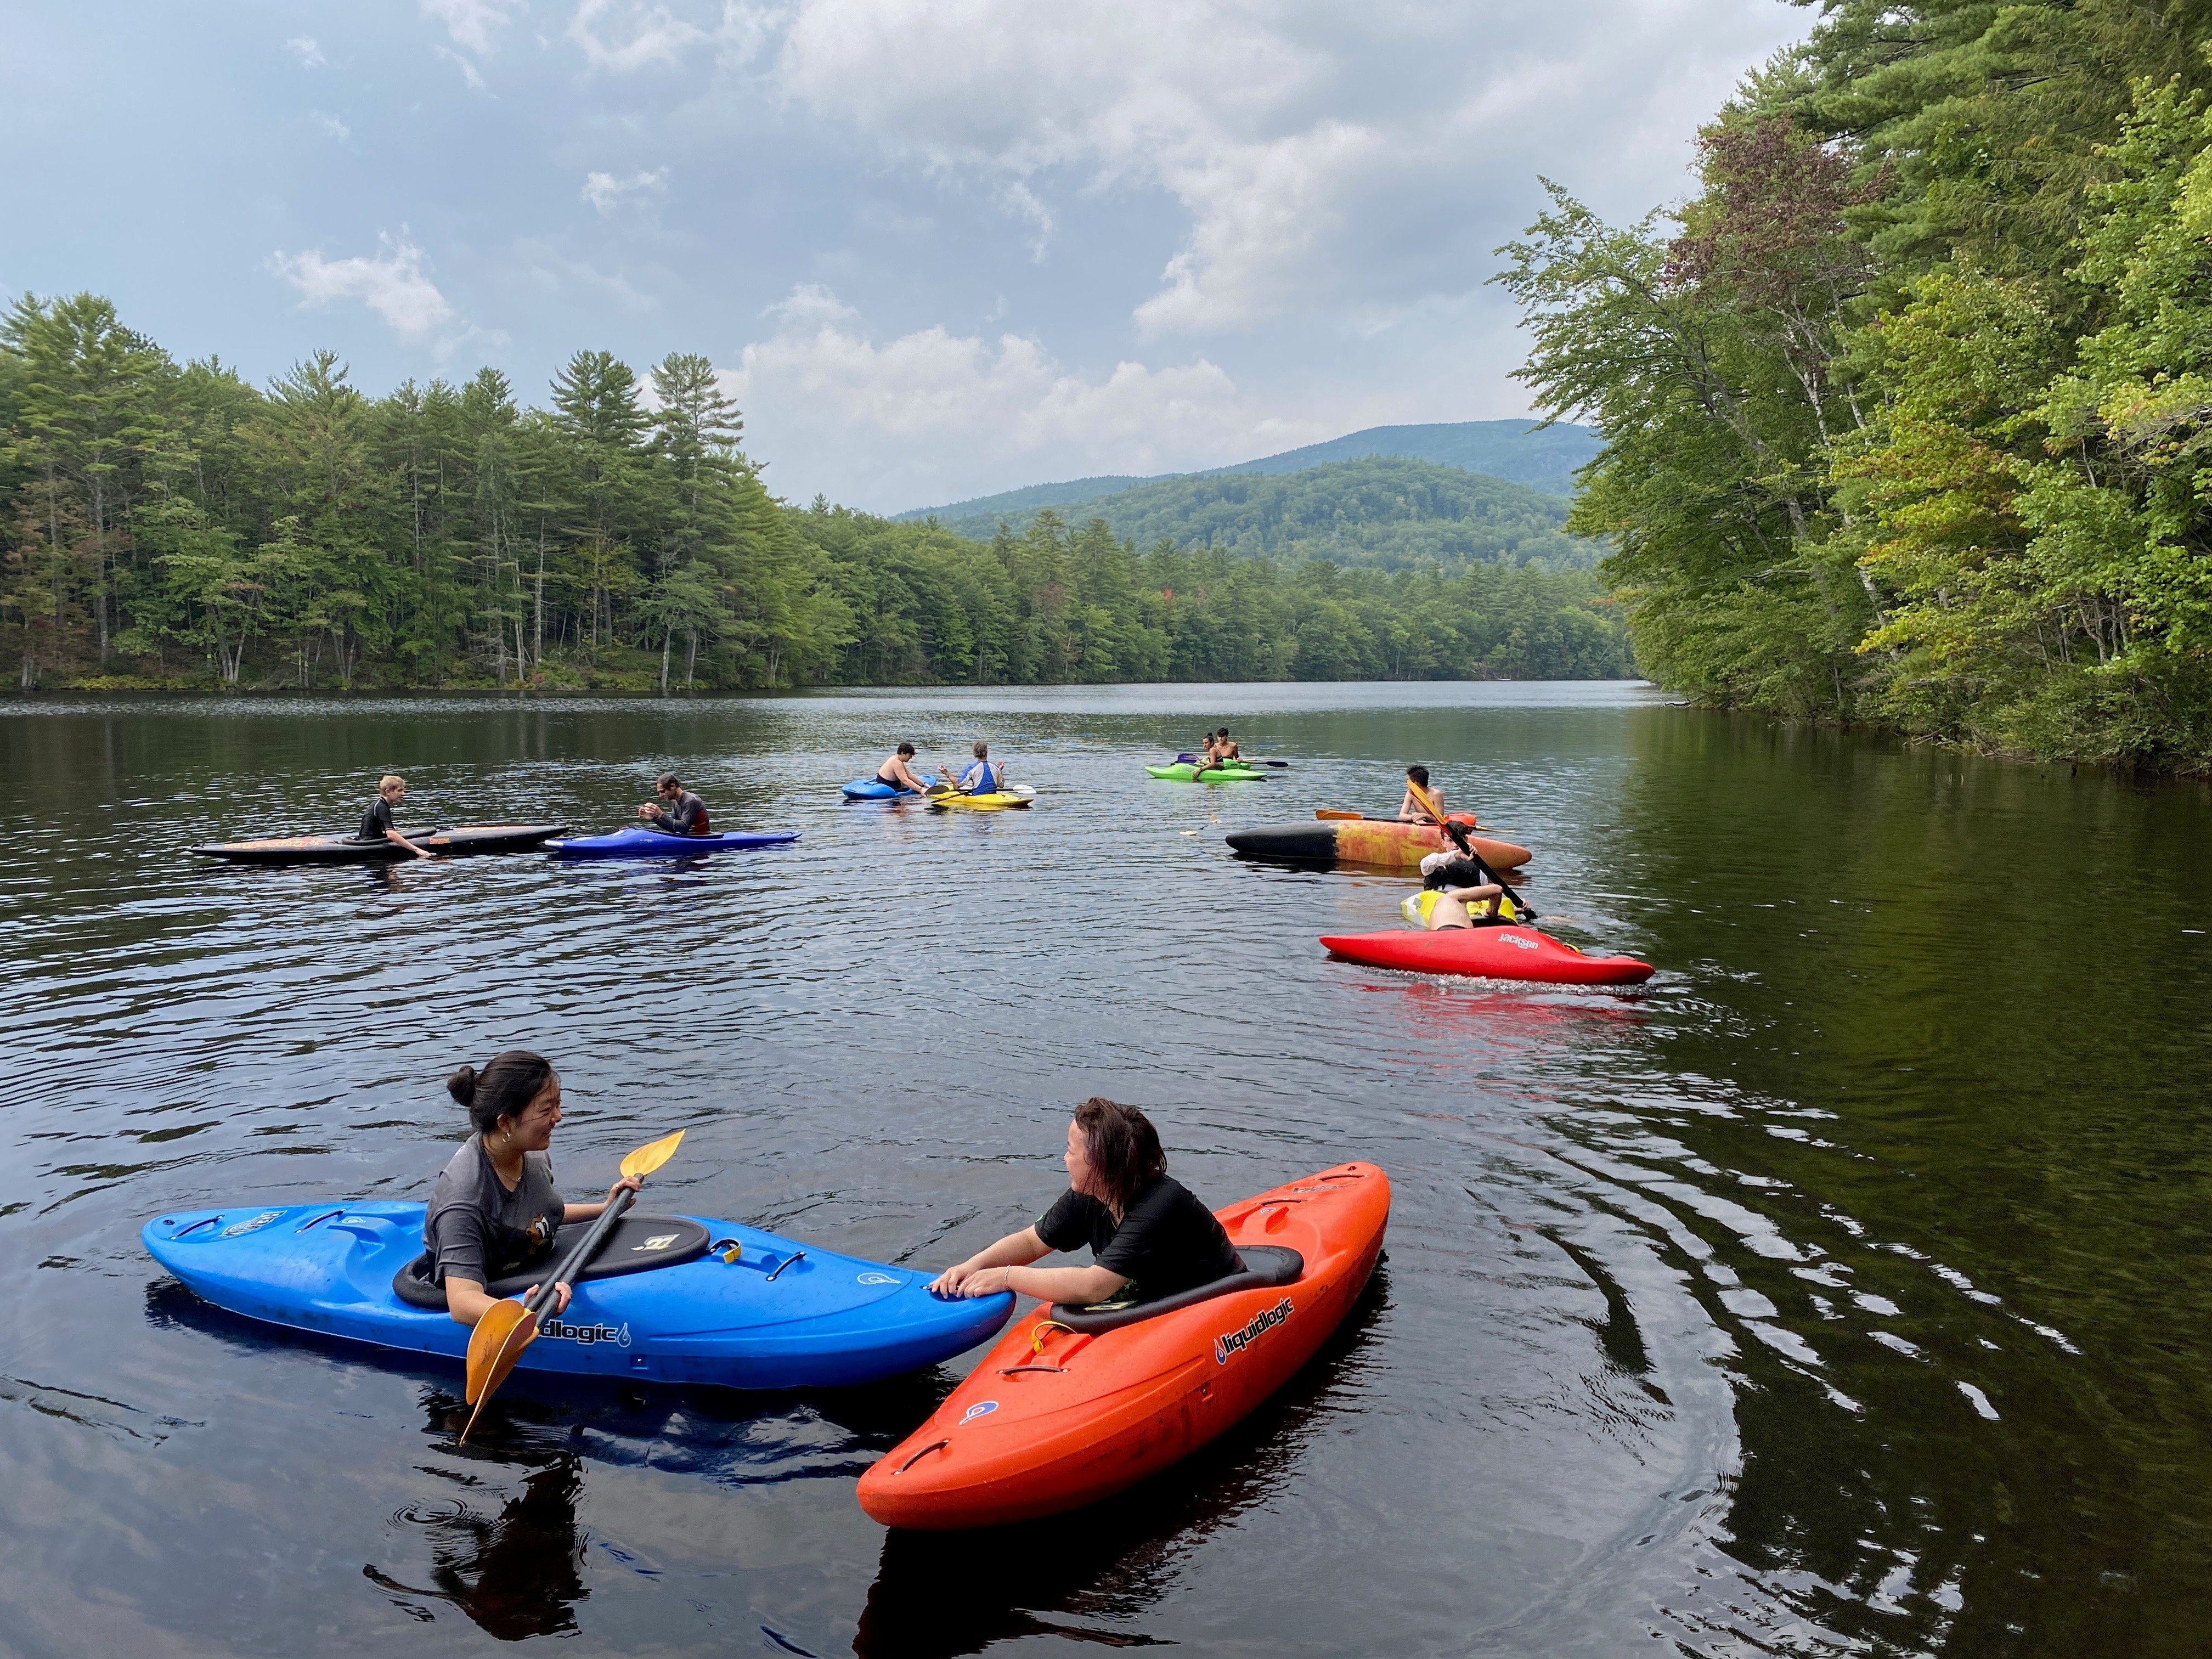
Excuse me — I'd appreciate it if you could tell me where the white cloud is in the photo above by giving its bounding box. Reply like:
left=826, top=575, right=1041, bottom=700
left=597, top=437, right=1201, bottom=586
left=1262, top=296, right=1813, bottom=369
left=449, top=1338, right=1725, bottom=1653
left=568, top=0, right=707, bottom=72
left=421, top=0, right=525, bottom=57
left=285, top=36, right=324, bottom=69
left=270, top=233, right=457, bottom=340
left=313, top=111, right=351, bottom=143
left=725, top=0, right=1805, bottom=335
left=581, top=167, right=669, bottom=213
left=436, top=46, right=489, bottom=89
left=722, top=284, right=1324, bottom=509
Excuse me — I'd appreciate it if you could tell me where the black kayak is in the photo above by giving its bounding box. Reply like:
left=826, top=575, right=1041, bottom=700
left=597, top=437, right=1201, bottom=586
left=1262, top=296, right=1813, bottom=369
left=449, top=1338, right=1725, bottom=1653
left=191, top=825, right=567, bottom=865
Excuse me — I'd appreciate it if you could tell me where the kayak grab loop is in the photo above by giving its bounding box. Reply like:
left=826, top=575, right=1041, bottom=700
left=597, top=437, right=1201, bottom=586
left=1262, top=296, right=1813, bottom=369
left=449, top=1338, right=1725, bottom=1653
left=1029, top=1319, right=1074, bottom=1355
left=765, top=1250, right=806, bottom=1282
left=1000, top=1362, right=1066, bottom=1376
left=295, top=1209, right=346, bottom=1232
left=896, top=1438, right=951, bottom=1474
left=711, top=1238, right=743, bottom=1263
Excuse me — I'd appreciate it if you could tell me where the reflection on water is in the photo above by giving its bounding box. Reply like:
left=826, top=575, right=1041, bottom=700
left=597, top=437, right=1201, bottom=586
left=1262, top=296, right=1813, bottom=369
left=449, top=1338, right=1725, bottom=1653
left=367, top=1448, right=589, bottom=1640
left=2, top=684, right=2209, bottom=1656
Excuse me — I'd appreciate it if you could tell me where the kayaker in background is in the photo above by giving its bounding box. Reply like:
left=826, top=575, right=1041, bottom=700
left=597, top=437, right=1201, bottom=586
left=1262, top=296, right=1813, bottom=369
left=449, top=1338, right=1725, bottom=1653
left=1397, top=764, right=1447, bottom=824
left=874, top=743, right=936, bottom=795
left=417, top=1049, right=641, bottom=1328
left=360, top=774, right=433, bottom=859
left=1415, top=821, right=1525, bottom=928
left=1214, top=727, right=1241, bottom=762
left=930, top=1098, right=1242, bottom=1308
left=637, top=773, right=712, bottom=835
left=955, top=741, right=1003, bottom=795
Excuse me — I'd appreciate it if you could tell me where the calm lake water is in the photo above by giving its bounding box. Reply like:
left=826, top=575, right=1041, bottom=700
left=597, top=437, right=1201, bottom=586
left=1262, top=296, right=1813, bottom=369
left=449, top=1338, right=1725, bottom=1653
left=2, top=681, right=2208, bottom=1657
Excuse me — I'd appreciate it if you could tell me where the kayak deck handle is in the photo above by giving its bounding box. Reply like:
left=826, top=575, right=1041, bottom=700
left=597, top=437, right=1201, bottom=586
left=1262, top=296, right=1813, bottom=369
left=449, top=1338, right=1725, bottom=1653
left=295, top=1208, right=346, bottom=1232
left=711, top=1238, right=743, bottom=1263
left=999, top=1363, right=1065, bottom=1376
left=896, top=1438, right=951, bottom=1474
left=173, top=1216, right=219, bottom=1238
left=765, top=1251, right=805, bottom=1282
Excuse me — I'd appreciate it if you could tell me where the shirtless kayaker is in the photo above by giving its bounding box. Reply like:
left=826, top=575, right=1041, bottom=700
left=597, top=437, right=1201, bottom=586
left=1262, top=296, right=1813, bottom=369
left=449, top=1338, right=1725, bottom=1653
left=930, top=1099, right=1240, bottom=1308
left=874, top=743, right=936, bottom=795
left=360, top=774, right=433, bottom=859
left=1397, top=764, right=1452, bottom=825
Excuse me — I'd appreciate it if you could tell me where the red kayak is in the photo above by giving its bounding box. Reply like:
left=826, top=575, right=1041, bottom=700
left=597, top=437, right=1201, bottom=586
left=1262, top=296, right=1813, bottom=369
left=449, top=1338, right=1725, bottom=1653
left=856, top=1163, right=1390, bottom=1530
left=1319, top=924, right=1654, bottom=985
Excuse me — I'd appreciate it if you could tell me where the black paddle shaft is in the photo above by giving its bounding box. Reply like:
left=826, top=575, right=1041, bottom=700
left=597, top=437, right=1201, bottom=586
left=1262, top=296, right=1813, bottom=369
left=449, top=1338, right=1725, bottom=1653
left=520, top=1188, right=636, bottom=1320
left=1442, top=822, right=1536, bottom=921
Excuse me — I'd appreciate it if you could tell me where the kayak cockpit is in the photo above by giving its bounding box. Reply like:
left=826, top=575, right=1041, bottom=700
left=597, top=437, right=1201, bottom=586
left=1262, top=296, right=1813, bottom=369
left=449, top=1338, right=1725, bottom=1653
left=1050, top=1245, right=1303, bottom=1334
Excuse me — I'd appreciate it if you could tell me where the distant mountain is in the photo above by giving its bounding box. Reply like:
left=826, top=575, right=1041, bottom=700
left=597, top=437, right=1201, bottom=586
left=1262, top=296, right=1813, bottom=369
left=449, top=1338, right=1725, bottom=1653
left=921, top=454, right=1605, bottom=573
left=895, top=417, right=1601, bottom=527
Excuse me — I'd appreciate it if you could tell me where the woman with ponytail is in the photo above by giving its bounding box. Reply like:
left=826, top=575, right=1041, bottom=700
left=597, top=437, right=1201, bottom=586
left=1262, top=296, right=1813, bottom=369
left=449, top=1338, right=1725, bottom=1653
left=417, top=1051, right=641, bottom=1328
left=930, top=1099, right=1239, bottom=1309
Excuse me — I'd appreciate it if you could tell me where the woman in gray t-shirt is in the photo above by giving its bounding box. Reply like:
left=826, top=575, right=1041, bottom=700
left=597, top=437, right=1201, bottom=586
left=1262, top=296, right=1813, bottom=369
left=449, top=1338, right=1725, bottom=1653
left=424, top=1051, right=640, bottom=1328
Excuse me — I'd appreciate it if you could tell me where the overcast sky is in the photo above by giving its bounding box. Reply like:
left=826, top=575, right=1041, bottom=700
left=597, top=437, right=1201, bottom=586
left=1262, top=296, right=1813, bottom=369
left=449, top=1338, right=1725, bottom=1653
left=1, top=1, right=1807, bottom=512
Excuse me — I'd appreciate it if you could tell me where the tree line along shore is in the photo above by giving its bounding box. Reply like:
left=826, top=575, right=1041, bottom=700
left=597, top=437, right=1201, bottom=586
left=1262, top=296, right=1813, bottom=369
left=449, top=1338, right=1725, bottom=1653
left=0, top=298, right=1629, bottom=697
left=1500, top=2, right=2212, bottom=774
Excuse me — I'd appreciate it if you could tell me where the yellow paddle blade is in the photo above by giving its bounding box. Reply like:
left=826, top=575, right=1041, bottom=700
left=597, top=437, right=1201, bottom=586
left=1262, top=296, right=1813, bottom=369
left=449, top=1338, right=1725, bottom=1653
left=463, top=1297, right=538, bottom=1405
left=620, top=1128, right=685, bottom=1180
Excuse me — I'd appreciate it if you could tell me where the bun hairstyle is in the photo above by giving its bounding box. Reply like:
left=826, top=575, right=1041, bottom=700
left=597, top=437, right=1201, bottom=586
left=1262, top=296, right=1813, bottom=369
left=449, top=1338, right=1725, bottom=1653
left=447, top=1049, right=555, bottom=1137
left=1072, top=1097, right=1167, bottom=1218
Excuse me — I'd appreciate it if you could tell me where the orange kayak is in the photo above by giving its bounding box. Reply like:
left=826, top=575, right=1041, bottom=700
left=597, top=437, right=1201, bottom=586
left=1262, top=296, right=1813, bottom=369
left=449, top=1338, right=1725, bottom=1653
left=1227, top=814, right=1531, bottom=870
left=856, top=1162, right=1390, bottom=1530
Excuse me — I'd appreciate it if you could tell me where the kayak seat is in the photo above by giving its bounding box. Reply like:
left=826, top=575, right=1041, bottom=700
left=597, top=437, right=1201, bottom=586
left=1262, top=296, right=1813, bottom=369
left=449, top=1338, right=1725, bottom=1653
left=1051, top=1245, right=1304, bottom=1335
left=391, top=1214, right=712, bottom=1310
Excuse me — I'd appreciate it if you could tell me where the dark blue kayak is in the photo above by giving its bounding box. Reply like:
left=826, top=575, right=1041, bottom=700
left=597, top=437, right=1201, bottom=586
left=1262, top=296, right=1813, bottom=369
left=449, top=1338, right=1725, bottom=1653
left=143, top=1201, right=1011, bottom=1389
left=546, top=827, right=799, bottom=858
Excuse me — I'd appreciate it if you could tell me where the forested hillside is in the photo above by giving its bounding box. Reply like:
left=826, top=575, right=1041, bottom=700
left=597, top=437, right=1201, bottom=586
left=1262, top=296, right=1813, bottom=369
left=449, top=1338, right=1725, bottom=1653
left=899, top=416, right=1601, bottom=526
left=924, top=457, right=1602, bottom=571
left=0, top=297, right=1630, bottom=691
left=1500, top=1, right=2212, bottom=770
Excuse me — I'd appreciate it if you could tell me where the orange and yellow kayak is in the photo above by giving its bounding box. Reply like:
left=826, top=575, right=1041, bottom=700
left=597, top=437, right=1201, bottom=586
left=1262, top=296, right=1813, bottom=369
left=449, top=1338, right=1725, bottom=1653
left=856, top=1162, right=1390, bottom=1530
left=1226, top=813, right=1530, bottom=870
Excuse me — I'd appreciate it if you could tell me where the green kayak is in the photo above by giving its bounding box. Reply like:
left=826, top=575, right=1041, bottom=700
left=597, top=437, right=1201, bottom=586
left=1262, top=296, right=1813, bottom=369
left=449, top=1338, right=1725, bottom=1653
left=1145, top=763, right=1272, bottom=782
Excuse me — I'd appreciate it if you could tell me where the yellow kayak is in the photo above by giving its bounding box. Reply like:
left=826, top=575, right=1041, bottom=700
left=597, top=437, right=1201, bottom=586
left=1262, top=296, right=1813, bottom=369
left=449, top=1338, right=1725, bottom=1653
left=928, top=791, right=1032, bottom=811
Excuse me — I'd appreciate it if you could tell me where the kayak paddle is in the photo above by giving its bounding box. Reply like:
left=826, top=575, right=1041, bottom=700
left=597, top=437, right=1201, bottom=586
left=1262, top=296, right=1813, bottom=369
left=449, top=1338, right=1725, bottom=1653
left=460, top=1127, right=686, bottom=1442
left=1176, top=753, right=1288, bottom=768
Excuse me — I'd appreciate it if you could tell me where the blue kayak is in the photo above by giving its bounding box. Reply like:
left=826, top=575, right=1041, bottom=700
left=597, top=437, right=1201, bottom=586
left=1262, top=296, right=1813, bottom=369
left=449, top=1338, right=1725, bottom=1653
left=143, top=1201, right=1012, bottom=1389
left=546, top=827, right=799, bottom=859
left=841, top=778, right=918, bottom=800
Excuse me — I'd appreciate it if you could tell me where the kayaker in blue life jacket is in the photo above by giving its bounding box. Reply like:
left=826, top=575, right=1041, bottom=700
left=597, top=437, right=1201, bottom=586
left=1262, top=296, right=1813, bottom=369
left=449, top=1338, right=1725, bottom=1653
left=418, top=1050, right=641, bottom=1329
left=955, top=741, right=1003, bottom=795
left=874, top=743, right=936, bottom=794
left=636, top=773, right=712, bottom=835
left=360, top=774, right=433, bottom=859
left=930, top=1098, right=1240, bottom=1308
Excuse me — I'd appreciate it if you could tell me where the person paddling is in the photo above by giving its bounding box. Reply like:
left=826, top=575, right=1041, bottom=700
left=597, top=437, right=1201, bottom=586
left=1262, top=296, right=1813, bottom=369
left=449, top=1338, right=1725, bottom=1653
left=416, top=1050, right=641, bottom=1329
left=361, top=774, right=433, bottom=859
left=954, top=741, right=1003, bottom=796
left=1415, top=821, right=1530, bottom=928
left=637, top=772, right=711, bottom=836
left=931, top=1098, right=1241, bottom=1308
left=874, top=743, right=936, bottom=795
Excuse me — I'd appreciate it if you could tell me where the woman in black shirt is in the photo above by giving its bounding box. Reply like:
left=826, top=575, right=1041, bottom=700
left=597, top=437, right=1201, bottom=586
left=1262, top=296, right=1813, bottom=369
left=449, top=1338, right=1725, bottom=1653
left=421, top=1050, right=640, bottom=1328
left=930, top=1099, right=1240, bottom=1307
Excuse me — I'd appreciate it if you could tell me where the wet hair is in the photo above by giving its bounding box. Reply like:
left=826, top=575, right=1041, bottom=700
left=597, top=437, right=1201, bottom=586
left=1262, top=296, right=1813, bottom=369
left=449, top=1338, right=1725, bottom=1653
left=972, top=741, right=989, bottom=758
left=1072, top=1098, right=1166, bottom=1217
left=1216, top=727, right=1230, bottom=738
left=1407, top=764, right=1430, bottom=787
left=447, top=1050, right=556, bottom=1137
left=379, top=774, right=405, bottom=793
left=896, top=742, right=916, bottom=757
left=656, top=772, right=681, bottom=791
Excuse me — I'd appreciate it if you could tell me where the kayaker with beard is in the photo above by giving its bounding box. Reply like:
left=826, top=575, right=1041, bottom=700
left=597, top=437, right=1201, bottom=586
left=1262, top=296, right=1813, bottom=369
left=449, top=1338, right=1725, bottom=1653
left=930, top=1098, right=1241, bottom=1308
left=636, top=773, right=711, bottom=836
left=414, top=1050, right=641, bottom=1328
left=873, top=742, right=936, bottom=795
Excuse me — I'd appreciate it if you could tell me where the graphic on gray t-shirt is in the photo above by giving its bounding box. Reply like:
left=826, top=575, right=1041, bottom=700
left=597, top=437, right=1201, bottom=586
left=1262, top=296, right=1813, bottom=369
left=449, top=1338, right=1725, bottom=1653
left=423, top=1137, right=565, bottom=1286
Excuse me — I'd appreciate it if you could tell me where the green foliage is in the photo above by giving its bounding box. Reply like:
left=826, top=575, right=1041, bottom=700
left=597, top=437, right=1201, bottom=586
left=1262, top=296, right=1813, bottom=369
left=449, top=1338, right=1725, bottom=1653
left=928, top=455, right=1604, bottom=573
left=0, top=301, right=1630, bottom=690
left=1500, top=5, right=2212, bottom=769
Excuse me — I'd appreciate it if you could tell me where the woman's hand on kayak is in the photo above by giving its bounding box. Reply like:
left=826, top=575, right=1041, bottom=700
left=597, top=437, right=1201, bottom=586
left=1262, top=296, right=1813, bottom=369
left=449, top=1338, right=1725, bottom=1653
left=929, top=1262, right=979, bottom=1297
left=952, top=1266, right=1012, bottom=1297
